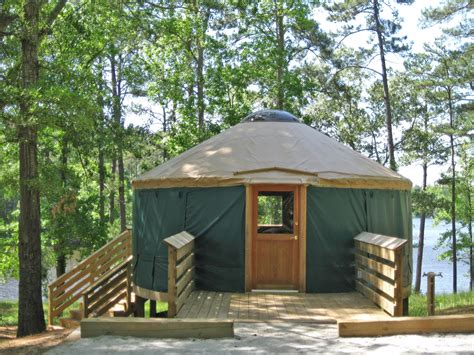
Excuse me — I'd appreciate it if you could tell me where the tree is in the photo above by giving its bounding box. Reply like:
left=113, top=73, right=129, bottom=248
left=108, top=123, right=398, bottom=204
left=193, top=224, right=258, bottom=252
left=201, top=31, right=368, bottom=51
left=456, top=142, right=473, bottom=290
left=324, top=0, right=414, bottom=171
left=392, top=55, right=448, bottom=292
left=424, top=40, right=472, bottom=293
left=0, top=0, right=68, bottom=337
left=234, top=0, right=332, bottom=114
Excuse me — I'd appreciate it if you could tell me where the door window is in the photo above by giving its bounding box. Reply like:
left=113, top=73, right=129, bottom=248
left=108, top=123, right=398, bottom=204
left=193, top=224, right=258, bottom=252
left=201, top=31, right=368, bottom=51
left=257, top=191, right=294, bottom=233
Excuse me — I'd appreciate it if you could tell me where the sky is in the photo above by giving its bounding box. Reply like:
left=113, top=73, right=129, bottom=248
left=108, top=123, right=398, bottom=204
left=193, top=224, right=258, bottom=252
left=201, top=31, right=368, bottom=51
left=125, top=0, right=458, bottom=187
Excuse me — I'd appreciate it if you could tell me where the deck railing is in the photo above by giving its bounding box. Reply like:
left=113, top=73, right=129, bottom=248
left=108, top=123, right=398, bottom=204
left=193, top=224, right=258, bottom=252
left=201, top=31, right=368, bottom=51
left=48, top=229, right=132, bottom=324
left=83, top=256, right=133, bottom=318
left=164, top=231, right=196, bottom=318
left=354, top=232, right=407, bottom=317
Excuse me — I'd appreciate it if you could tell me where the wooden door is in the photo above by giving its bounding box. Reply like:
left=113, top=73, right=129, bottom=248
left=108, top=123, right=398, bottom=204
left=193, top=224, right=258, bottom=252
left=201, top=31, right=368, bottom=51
left=251, top=185, right=299, bottom=290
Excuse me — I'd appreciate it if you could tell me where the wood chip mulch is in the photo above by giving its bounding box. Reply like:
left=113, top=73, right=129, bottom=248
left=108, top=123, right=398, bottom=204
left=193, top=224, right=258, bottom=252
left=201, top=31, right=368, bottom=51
left=0, top=326, right=73, bottom=354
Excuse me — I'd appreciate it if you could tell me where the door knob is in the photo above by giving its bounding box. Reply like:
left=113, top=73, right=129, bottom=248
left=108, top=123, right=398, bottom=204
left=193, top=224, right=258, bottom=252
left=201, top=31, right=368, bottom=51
left=291, top=235, right=298, bottom=240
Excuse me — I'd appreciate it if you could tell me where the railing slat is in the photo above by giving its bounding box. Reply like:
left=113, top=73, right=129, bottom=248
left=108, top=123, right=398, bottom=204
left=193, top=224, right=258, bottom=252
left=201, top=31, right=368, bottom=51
left=176, top=266, right=195, bottom=296
left=176, top=253, right=195, bottom=279
left=355, top=253, right=396, bottom=280
left=48, top=229, right=132, bottom=324
left=357, top=269, right=396, bottom=298
left=165, top=231, right=196, bottom=318
left=354, top=232, right=406, bottom=317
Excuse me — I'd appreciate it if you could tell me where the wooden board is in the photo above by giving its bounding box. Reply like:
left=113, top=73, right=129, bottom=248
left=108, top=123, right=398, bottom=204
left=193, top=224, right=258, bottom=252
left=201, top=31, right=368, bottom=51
left=133, top=285, right=168, bottom=302
left=354, top=232, right=407, bottom=251
left=339, top=315, right=474, bottom=337
left=298, top=185, right=307, bottom=292
left=355, top=280, right=395, bottom=316
left=355, top=253, right=396, bottom=280
left=81, top=318, right=234, bottom=339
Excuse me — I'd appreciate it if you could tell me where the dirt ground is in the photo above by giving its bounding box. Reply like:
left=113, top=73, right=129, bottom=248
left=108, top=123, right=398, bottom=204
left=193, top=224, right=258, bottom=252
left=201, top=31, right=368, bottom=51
left=46, top=323, right=474, bottom=354
left=0, top=326, right=73, bottom=354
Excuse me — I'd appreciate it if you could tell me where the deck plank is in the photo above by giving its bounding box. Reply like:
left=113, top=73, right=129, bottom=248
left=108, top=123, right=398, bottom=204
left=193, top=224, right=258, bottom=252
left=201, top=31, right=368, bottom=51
left=218, top=293, right=231, bottom=319
left=176, top=291, right=389, bottom=322
left=186, top=291, right=206, bottom=319
left=207, top=292, right=224, bottom=319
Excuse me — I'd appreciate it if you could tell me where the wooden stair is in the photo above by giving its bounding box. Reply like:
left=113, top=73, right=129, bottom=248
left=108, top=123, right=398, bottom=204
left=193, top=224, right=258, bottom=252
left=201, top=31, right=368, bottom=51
left=59, top=298, right=135, bottom=329
left=49, top=229, right=133, bottom=326
left=59, top=307, right=84, bottom=329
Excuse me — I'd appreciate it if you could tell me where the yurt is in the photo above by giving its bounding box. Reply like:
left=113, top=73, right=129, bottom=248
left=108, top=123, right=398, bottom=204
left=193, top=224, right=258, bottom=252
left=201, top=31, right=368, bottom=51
left=132, top=110, right=412, bottom=297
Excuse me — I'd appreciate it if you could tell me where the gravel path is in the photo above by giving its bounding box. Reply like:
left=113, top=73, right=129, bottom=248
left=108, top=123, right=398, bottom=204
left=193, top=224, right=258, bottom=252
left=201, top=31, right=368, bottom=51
left=47, top=322, right=474, bottom=354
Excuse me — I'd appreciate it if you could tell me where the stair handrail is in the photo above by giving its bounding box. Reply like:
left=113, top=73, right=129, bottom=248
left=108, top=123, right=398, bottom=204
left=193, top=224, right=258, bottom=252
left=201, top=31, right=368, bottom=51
left=48, top=228, right=132, bottom=325
left=82, top=256, right=133, bottom=318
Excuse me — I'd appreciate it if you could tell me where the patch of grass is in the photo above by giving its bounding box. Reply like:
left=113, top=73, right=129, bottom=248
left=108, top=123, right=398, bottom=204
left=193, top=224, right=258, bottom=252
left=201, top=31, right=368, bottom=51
left=409, top=291, right=474, bottom=317
left=144, top=301, right=168, bottom=317
left=0, top=300, right=81, bottom=326
left=0, top=301, right=18, bottom=326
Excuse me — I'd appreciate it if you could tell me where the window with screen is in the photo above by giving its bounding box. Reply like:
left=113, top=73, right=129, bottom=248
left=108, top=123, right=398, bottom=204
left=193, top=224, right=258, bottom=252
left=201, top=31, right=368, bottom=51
left=257, top=191, right=294, bottom=234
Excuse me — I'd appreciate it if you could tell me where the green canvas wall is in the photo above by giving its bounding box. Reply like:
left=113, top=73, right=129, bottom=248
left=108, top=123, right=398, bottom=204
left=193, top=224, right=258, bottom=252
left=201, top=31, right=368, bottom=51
left=306, top=187, right=412, bottom=293
left=133, top=186, right=245, bottom=292
left=133, top=185, right=411, bottom=294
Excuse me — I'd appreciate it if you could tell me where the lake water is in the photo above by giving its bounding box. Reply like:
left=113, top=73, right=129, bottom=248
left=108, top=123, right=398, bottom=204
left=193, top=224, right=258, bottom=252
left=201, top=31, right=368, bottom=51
left=0, top=218, right=471, bottom=300
left=412, top=217, right=470, bottom=294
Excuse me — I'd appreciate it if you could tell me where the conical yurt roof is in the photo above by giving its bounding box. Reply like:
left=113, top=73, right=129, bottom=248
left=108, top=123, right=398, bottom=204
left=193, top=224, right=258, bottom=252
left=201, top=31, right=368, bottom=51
left=133, top=110, right=411, bottom=190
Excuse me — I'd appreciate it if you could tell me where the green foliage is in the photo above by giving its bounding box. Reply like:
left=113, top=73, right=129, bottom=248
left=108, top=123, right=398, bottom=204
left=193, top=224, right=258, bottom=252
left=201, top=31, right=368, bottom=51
left=0, top=0, right=472, bottom=297
left=0, top=301, right=19, bottom=326
left=409, top=291, right=474, bottom=317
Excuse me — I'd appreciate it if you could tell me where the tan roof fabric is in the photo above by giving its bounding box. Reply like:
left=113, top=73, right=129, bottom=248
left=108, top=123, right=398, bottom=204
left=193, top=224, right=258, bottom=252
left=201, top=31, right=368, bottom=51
left=133, top=122, right=412, bottom=190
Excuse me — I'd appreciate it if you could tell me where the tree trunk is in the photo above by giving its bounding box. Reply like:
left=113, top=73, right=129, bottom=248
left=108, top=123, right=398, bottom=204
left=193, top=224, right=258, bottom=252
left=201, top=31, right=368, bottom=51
left=17, top=0, right=46, bottom=337
left=447, top=86, right=457, bottom=294
left=118, top=152, right=126, bottom=231
left=275, top=2, right=285, bottom=110
left=414, top=162, right=428, bottom=293
left=98, top=141, right=105, bottom=223
left=373, top=0, right=396, bottom=171
left=109, top=158, right=116, bottom=224
left=468, top=183, right=473, bottom=291
left=195, top=4, right=209, bottom=131
left=56, top=136, right=68, bottom=277
left=196, top=40, right=205, bottom=130
left=162, top=105, right=168, bottom=160
left=97, top=76, right=106, bottom=224
left=110, top=53, right=126, bottom=231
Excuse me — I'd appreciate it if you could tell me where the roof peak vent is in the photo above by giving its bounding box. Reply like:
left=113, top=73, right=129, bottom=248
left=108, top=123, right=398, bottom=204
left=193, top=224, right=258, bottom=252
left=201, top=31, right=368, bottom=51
left=241, top=109, right=300, bottom=123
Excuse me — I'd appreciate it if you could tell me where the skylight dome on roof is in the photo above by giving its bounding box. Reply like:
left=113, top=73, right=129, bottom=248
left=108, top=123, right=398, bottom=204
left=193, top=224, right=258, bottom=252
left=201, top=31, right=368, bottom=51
left=241, top=109, right=300, bottom=123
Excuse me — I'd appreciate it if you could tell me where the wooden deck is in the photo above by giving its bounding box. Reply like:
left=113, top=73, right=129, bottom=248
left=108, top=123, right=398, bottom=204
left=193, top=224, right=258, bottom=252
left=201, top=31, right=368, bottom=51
left=176, top=291, right=391, bottom=322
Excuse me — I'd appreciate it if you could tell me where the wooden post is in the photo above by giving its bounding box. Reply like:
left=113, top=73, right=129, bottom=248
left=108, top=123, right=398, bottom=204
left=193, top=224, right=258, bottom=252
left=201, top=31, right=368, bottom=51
left=83, top=293, right=90, bottom=318
left=126, top=260, right=133, bottom=313
left=134, top=295, right=146, bottom=317
left=48, top=285, right=53, bottom=326
left=167, top=247, right=177, bottom=318
left=394, top=248, right=404, bottom=317
left=150, top=300, right=157, bottom=317
left=427, top=272, right=435, bottom=316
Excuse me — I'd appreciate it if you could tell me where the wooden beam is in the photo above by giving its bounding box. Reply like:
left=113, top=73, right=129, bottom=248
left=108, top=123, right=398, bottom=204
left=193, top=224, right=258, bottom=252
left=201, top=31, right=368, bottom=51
left=245, top=185, right=252, bottom=292
left=133, top=285, right=168, bottom=302
left=168, top=247, right=178, bottom=318
left=81, top=318, right=234, bottom=339
left=298, top=185, right=307, bottom=292
left=339, top=315, right=474, bottom=337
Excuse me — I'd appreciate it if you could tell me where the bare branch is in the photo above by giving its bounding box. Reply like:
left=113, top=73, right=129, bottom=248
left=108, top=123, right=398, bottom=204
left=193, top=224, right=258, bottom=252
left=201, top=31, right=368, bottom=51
left=336, top=28, right=374, bottom=48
